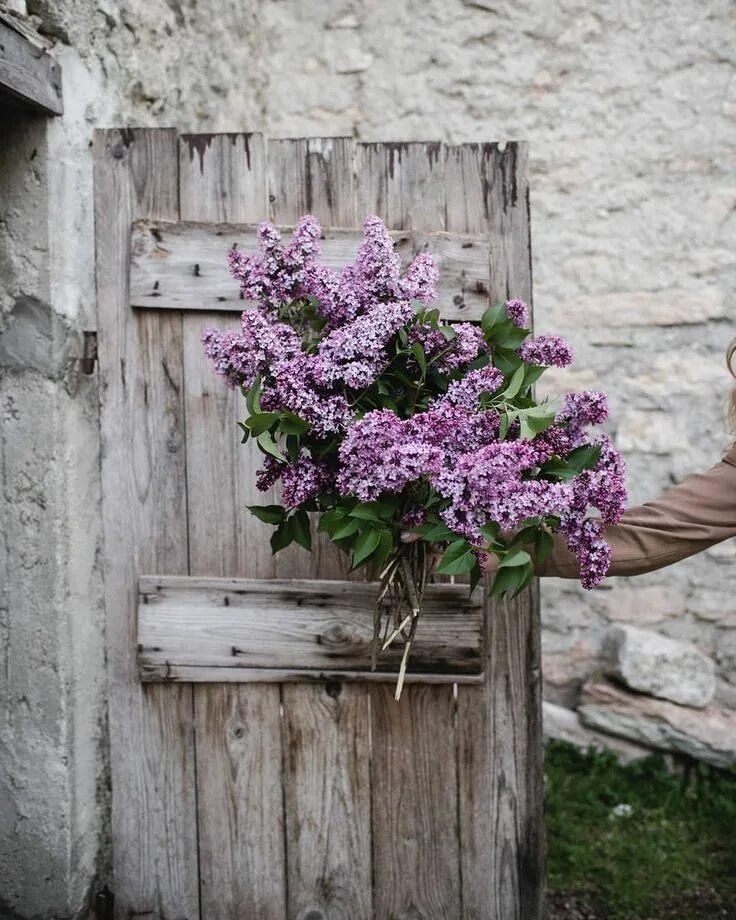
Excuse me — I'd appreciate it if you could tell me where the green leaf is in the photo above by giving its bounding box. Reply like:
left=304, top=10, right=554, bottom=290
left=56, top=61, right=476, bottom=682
left=237, top=421, right=251, bottom=444
left=523, top=365, right=546, bottom=388
left=498, top=411, right=511, bottom=440
left=245, top=375, right=262, bottom=415
left=331, top=517, right=362, bottom=541
left=372, top=529, right=395, bottom=571
left=248, top=504, right=286, bottom=524
left=435, top=540, right=476, bottom=576
left=256, top=430, right=286, bottom=462
left=439, top=324, right=457, bottom=340
left=469, top=561, right=483, bottom=594
left=481, top=302, right=507, bottom=334
left=496, top=326, right=530, bottom=349
left=415, top=521, right=457, bottom=542
left=499, top=549, right=532, bottom=569
left=500, top=363, right=526, bottom=401
left=535, top=529, right=554, bottom=563
left=490, top=563, right=526, bottom=598
left=279, top=413, right=309, bottom=435
left=291, top=509, right=312, bottom=551
left=350, top=500, right=395, bottom=522
left=286, top=433, right=300, bottom=461
left=493, top=347, right=523, bottom=376
left=318, top=507, right=347, bottom=535
left=398, top=327, right=409, bottom=347
left=352, top=527, right=383, bottom=568
left=270, top=518, right=294, bottom=554
left=246, top=412, right=280, bottom=435
left=567, top=443, right=603, bottom=474
left=411, top=341, right=427, bottom=376
left=479, top=521, right=501, bottom=544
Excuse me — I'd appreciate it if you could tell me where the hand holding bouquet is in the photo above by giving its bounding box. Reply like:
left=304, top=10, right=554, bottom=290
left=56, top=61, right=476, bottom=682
left=203, top=216, right=626, bottom=696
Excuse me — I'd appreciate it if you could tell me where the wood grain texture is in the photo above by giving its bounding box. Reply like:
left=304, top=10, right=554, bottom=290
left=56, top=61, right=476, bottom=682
left=0, top=15, right=62, bottom=114
left=270, top=136, right=375, bottom=920
left=138, top=576, right=483, bottom=677
left=283, top=684, right=372, bottom=920
left=129, top=220, right=489, bottom=320
left=359, top=140, right=463, bottom=920
left=449, top=143, right=546, bottom=920
left=178, top=132, right=288, bottom=920
left=94, top=128, right=199, bottom=919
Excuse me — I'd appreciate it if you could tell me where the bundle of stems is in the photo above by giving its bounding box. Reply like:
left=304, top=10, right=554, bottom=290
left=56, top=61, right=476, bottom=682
left=372, top=539, right=434, bottom=700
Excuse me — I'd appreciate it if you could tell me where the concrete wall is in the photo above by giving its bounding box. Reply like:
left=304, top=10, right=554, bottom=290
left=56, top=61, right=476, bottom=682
left=0, top=0, right=734, bottom=915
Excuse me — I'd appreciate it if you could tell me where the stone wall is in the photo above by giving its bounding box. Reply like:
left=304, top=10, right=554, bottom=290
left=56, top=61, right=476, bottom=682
left=0, top=0, right=734, bottom=915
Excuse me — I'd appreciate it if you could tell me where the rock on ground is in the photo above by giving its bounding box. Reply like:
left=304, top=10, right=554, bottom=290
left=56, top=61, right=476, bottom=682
left=579, top=681, right=736, bottom=769
left=603, top=624, right=716, bottom=708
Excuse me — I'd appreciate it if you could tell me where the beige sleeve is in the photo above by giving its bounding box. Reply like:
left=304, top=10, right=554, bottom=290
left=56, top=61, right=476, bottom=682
left=537, top=442, right=736, bottom=578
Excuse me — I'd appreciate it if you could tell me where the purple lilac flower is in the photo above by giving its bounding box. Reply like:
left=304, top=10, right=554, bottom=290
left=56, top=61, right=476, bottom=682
left=567, top=518, right=612, bottom=590
left=407, top=401, right=500, bottom=458
left=228, top=216, right=323, bottom=309
left=318, top=300, right=415, bottom=388
left=433, top=441, right=572, bottom=541
left=256, top=455, right=284, bottom=492
left=398, top=252, right=439, bottom=304
left=201, top=328, right=258, bottom=389
left=572, top=435, right=627, bottom=525
left=337, top=409, right=443, bottom=501
left=434, top=323, right=486, bottom=372
left=439, top=366, right=505, bottom=411
left=505, top=298, right=530, bottom=328
left=280, top=452, right=333, bottom=509
left=518, top=335, right=574, bottom=368
left=260, top=354, right=352, bottom=437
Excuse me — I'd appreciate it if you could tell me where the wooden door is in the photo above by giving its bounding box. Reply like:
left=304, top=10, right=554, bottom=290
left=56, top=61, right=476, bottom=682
left=94, top=130, right=544, bottom=920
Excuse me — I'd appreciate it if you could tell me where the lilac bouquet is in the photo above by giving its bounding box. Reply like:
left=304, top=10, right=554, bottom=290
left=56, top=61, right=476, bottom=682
left=203, top=216, right=626, bottom=695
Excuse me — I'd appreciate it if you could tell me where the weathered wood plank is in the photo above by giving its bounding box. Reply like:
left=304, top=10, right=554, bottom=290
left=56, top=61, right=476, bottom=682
left=141, top=665, right=484, bottom=685
left=282, top=684, right=373, bottom=920
left=129, top=220, right=490, bottom=320
left=178, top=132, right=288, bottom=920
left=137, top=576, right=483, bottom=677
left=359, top=140, right=463, bottom=920
left=269, top=136, right=375, bottom=919
left=94, top=128, right=199, bottom=919
left=0, top=16, right=62, bottom=114
left=449, top=142, right=546, bottom=920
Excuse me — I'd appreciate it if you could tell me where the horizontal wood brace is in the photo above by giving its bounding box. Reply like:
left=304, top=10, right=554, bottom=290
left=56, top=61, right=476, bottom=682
left=129, top=220, right=491, bottom=321
left=138, top=575, right=484, bottom=683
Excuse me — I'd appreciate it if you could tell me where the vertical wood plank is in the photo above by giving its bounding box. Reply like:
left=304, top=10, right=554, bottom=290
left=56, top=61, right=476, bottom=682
left=179, top=133, right=288, bottom=920
left=358, top=141, right=463, bottom=920
left=270, top=137, right=374, bottom=920
left=448, top=143, right=545, bottom=920
left=94, top=128, right=199, bottom=919
left=282, top=684, right=372, bottom=920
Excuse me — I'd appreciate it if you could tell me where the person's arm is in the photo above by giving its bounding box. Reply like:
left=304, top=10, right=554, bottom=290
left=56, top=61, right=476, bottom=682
left=536, top=442, right=736, bottom=578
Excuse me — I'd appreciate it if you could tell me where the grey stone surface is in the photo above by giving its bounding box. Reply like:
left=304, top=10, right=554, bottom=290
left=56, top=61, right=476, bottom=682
left=543, top=701, right=651, bottom=765
left=580, top=681, right=736, bottom=769
left=0, top=0, right=734, bottom=914
left=603, top=624, right=716, bottom=708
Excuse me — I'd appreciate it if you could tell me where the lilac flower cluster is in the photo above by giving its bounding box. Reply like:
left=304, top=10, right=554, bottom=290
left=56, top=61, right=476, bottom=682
left=518, top=334, right=574, bottom=368
left=318, top=301, right=415, bottom=388
left=204, top=212, right=626, bottom=592
left=505, top=298, right=530, bottom=328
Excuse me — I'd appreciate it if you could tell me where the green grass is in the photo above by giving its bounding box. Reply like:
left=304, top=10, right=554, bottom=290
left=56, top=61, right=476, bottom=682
left=545, top=740, right=736, bottom=919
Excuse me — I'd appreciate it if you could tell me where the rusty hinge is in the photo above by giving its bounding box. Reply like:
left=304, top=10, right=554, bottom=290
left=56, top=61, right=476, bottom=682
left=80, top=330, right=98, bottom=374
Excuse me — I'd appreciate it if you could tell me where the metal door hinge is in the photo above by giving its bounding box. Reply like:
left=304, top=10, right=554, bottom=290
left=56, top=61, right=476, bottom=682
left=80, top=330, right=98, bottom=374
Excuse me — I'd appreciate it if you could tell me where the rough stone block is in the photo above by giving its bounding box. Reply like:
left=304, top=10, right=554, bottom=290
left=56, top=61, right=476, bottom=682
left=543, top=701, right=651, bottom=764
left=579, top=681, right=736, bottom=769
left=603, top=624, right=716, bottom=707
